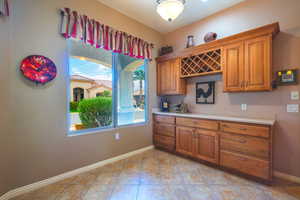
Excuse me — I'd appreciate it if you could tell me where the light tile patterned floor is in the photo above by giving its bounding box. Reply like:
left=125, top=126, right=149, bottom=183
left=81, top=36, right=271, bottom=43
left=12, top=149, right=300, bottom=200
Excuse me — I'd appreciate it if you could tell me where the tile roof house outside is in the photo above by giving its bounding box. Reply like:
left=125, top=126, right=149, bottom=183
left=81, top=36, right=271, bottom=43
left=70, top=74, right=112, bottom=102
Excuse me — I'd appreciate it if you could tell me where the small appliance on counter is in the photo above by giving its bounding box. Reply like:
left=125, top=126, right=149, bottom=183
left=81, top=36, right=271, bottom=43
left=160, top=97, right=170, bottom=112
left=174, top=102, right=189, bottom=113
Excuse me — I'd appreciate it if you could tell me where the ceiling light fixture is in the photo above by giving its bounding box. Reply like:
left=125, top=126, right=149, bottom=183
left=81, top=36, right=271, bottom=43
left=156, top=0, right=185, bottom=22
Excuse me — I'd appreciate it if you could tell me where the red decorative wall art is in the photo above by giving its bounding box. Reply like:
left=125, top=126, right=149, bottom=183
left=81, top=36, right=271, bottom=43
left=20, top=55, right=57, bottom=84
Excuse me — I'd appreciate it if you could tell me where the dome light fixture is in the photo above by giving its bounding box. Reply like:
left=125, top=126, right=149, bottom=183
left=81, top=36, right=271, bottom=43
left=156, top=0, right=185, bottom=22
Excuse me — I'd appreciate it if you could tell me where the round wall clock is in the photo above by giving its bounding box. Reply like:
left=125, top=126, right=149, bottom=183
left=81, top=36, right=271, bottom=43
left=20, top=55, right=57, bottom=84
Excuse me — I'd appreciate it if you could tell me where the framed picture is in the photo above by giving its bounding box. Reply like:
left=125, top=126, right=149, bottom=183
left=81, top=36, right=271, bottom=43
left=276, top=69, right=298, bottom=86
left=196, top=81, right=215, bottom=104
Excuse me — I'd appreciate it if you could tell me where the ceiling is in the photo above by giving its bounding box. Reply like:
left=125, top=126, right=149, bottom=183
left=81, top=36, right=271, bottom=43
left=97, top=0, right=245, bottom=33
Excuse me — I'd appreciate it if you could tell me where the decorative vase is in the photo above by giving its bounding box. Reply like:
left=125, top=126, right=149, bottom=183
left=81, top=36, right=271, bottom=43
left=186, top=35, right=195, bottom=48
left=204, top=32, right=217, bottom=43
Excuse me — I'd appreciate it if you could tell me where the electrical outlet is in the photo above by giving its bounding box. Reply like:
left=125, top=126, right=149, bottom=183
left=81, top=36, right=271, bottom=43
left=115, top=133, right=120, bottom=140
left=291, top=91, right=299, bottom=100
left=241, top=104, right=247, bottom=111
left=287, top=104, right=299, bottom=113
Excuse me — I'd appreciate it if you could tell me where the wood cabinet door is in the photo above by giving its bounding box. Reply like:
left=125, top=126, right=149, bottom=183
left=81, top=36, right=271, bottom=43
left=193, top=129, right=219, bottom=164
left=244, top=35, right=272, bottom=91
left=222, top=42, right=245, bottom=92
left=157, top=59, right=186, bottom=95
left=157, top=61, right=170, bottom=95
left=170, top=58, right=182, bottom=94
left=176, top=126, right=194, bottom=156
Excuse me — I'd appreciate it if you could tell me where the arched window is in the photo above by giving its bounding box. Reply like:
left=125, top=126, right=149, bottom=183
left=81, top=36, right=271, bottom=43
left=73, top=88, right=84, bottom=102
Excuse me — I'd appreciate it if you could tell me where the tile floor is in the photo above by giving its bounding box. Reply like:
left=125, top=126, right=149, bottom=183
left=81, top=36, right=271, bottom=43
left=12, top=149, right=300, bottom=200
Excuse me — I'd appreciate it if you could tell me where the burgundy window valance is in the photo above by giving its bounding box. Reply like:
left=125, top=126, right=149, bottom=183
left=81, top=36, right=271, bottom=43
left=61, top=8, right=154, bottom=60
left=0, top=0, right=9, bottom=16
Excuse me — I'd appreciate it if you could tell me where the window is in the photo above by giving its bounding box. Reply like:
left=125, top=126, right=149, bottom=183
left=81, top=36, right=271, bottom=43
left=68, top=40, right=148, bottom=133
left=116, top=54, right=147, bottom=126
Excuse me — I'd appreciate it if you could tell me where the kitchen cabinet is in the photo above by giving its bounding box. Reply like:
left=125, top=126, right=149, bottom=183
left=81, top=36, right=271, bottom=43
left=156, top=58, right=186, bottom=96
left=222, top=41, right=244, bottom=92
left=244, top=35, right=271, bottom=91
left=153, top=113, right=274, bottom=181
left=193, top=129, right=219, bottom=164
left=156, top=22, right=279, bottom=93
left=153, top=115, right=175, bottom=152
left=175, top=126, right=194, bottom=156
left=222, top=35, right=272, bottom=92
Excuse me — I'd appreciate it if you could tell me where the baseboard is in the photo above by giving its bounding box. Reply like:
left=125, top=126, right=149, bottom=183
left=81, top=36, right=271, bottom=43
left=274, top=170, right=300, bottom=184
left=0, top=145, right=154, bottom=200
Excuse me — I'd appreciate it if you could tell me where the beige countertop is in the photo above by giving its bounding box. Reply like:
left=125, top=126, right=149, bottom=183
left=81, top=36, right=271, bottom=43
left=152, top=111, right=275, bottom=126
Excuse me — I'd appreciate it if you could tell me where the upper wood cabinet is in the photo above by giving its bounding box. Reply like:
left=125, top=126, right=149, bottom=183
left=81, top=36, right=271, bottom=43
left=223, top=35, right=272, bottom=92
left=244, top=35, right=271, bottom=91
left=157, top=58, right=186, bottom=96
left=156, top=22, right=279, bottom=94
left=222, top=42, right=245, bottom=92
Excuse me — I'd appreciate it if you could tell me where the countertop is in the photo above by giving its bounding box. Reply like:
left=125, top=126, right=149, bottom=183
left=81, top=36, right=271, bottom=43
left=152, top=111, right=275, bottom=126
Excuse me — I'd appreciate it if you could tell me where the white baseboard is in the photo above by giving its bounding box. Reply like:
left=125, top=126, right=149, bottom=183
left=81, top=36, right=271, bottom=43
left=0, top=145, right=154, bottom=200
left=274, top=170, right=300, bottom=184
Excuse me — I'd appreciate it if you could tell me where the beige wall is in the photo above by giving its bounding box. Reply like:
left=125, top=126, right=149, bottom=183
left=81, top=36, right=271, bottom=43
left=0, top=0, right=163, bottom=195
left=164, top=0, right=300, bottom=178
left=0, top=15, right=16, bottom=196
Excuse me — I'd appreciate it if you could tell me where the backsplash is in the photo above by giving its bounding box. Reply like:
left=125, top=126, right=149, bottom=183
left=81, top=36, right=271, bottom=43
left=167, top=73, right=298, bottom=120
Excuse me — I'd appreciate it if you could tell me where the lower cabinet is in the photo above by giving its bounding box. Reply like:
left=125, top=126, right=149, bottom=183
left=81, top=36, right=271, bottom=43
left=193, top=129, right=219, bottom=164
left=220, top=150, right=270, bottom=180
left=176, top=126, right=219, bottom=164
left=176, top=126, right=194, bottom=156
left=153, top=114, right=273, bottom=181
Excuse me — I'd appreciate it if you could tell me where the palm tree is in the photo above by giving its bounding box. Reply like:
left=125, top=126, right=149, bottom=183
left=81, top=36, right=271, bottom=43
left=133, top=70, right=145, bottom=96
left=133, top=70, right=145, bottom=109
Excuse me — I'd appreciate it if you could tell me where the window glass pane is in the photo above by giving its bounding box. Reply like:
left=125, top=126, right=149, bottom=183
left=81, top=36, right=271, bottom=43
left=69, top=40, right=113, bottom=132
left=116, top=54, right=147, bottom=126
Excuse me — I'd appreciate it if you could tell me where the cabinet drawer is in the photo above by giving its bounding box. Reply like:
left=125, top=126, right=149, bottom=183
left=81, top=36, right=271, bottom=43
left=220, top=150, right=270, bottom=180
left=154, top=134, right=175, bottom=151
left=154, top=123, right=175, bottom=137
left=220, top=132, right=269, bottom=159
left=220, top=122, right=269, bottom=138
left=176, top=117, right=219, bottom=130
left=154, top=115, right=175, bottom=124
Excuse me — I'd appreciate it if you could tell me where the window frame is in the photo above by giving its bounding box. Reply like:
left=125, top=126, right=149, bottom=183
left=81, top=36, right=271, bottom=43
left=67, top=51, right=149, bottom=136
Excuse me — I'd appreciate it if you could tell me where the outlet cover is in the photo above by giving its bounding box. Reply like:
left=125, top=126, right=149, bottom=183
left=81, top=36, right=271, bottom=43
left=291, top=91, right=299, bottom=100
left=241, top=104, right=247, bottom=111
left=287, top=104, right=299, bottom=113
left=115, top=133, right=120, bottom=140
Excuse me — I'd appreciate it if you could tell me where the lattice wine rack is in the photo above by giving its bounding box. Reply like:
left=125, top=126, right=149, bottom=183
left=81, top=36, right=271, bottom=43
left=181, top=48, right=222, bottom=77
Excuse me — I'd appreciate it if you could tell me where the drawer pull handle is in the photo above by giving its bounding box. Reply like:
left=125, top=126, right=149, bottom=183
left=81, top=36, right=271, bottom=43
left=222, top=124, right=229, bottom=128
left=225, top=138, right=247, bottom=143
left=240, top=128, right=247, bottom=131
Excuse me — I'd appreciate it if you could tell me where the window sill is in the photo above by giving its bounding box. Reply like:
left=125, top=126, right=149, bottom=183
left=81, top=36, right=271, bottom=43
left=68, top=121, right=149, bottom=137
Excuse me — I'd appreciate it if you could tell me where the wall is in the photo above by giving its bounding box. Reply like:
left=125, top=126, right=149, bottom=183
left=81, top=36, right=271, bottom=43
left=164, top=0, right=300, bottom=178
left=0, top=0, right=163, bottom=195
left=0, top=13, right=16, bottom=196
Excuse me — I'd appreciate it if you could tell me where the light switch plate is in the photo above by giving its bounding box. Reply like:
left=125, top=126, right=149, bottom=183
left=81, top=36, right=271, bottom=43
left=287, top=104, right=299, bottom=113
left=115, top=133, right=120, bottom=140
left=291, top=91, right=299, bottom=100
left=241, top=104, right=247, bottom=111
